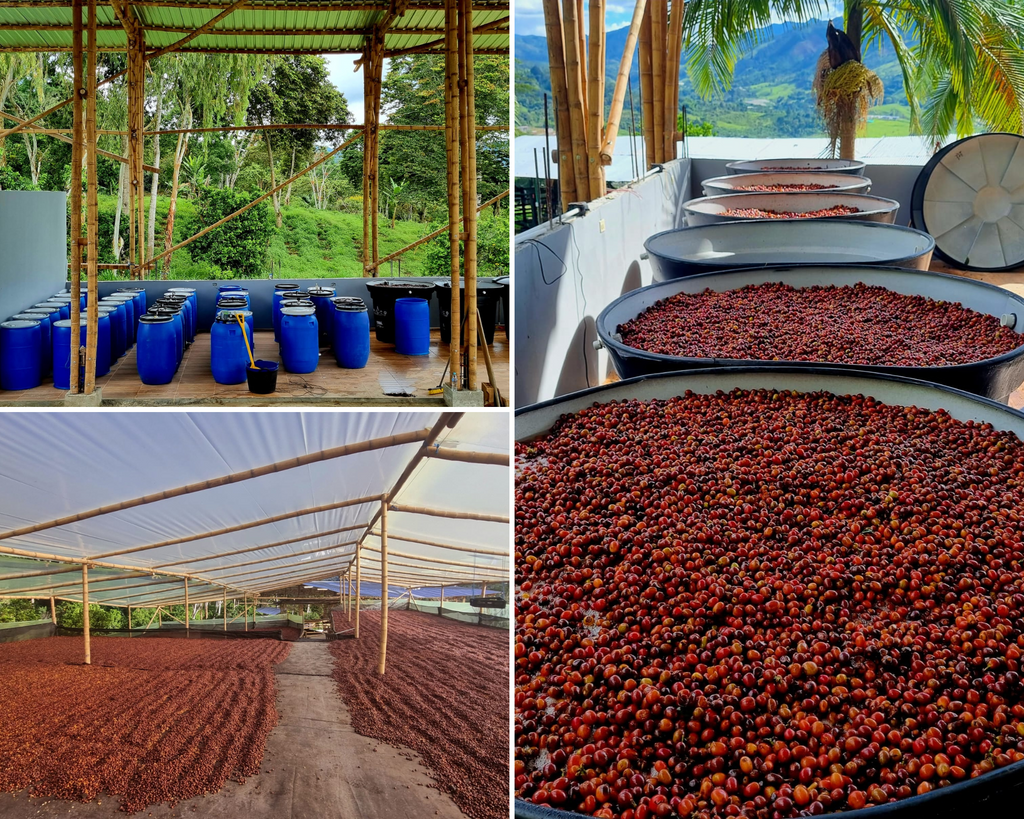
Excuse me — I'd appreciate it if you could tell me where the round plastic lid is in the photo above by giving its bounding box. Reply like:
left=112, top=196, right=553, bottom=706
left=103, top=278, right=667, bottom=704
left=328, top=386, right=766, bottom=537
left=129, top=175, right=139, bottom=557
left=275, top=283, right=301, bottom=291
left=10, top=314, right=42, bottom=321
left=139, top=314, right=172, bottom=323
left=282, top=299, right=314, bottom=307
left=334, top=302, right=367, bottom=312
left=47, top=297, right=73, bottom=303
left=281, top=306, right=316, bottom=316
left=168, top=287, right=196, bottom=293
left=33, top=303, right=61, bottom=310
left=1, top=319, right=40, bottom=329
left=913, top=132, right=1024, bottom=271
left=308, top=287, right=336, bottom=296
left=333, top=296, right=365, bottom=306
left=26, top=306, right=59, bottom=313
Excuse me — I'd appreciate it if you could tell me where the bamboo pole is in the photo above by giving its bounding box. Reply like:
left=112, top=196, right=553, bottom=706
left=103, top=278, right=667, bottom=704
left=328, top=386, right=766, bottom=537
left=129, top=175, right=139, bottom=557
left=184, top=578, right=189, bottom=633
left=134, top=26, right=146, bottom=278
left=358, top=549, right=507, bottom=575
left=650, top=0, right=665, bottom=164
left=541, top=0, right=576, bottom=210
left=127, top=604, right=132, bottom=631
left=378, top=496, right=388, bottom=676
left=365, top=190, right=507, bottom=273
left=354, top=542, right=361, bottom=639
left=575, top=0, right=587, bottom=125
left=386, top=15, right=509, bottom=58
left=82, top=564, right=91, bottom=665
left=146, top=131, right=361, bottom=271
left=561, top=0, right=590, bottom=201
left=439, top=585, right=444, bottom=612
left=154, top=525, right=365, bottom=569
left=425, top=446, right=507, bottom=466
left=83, top=0, right=99, bottom=394
left=461, top=0, right=479, bottom=391
left=600, top=0, right=647, bottom=165
left=477, top=308, right=503, bottom=405
left=370, top=532, right=508, bottom=557
left=50, top=596, right=56, bottom=624
left=223, top=586, right=227, bottom=631
left=69, top=0, right=83, bottom=395
left=587, top=0, right=606, bottom=197
left=243, top=593, right=248, bottom=631
left=387, top=503, right=509, bottom=523
left=145, top=607, right=159, bottom=630
left=638, top=5, right=655, bottom=170
left=0, top=112, right=159, bottom=172
left=665, top=0, right=684, bottom=161
left=444, top=0, right=460, bottom=391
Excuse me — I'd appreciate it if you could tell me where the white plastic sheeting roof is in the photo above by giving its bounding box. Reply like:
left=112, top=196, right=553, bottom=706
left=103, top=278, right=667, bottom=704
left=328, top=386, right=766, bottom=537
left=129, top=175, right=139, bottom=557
left=0, top=412, right=509, bottom=608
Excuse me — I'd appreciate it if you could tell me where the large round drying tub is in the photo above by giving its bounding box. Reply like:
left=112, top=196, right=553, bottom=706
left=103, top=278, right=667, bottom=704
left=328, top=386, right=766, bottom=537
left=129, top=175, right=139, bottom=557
left=595, top=265, right=1024, bottom=401
left=683, top=192, right=900, bottom=225
left=515, top=366, right=1024, bottom=819
left=644, top=220, right=934, bottom=280
left=701, top=171, right=872, bottom=196
left=725, top=157, right=866, bottom=175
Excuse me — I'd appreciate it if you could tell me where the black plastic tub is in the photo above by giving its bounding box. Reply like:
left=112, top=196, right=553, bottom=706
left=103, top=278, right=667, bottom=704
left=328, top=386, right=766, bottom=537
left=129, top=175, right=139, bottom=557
left=725, top=157, right=866, bottom=175
left=435, top=279, right=501, bottom=344
left=595, top=265, right=1024, bottom=402
left=496, top=275, right=510, bottom=339
left=645, top=221, right=934, bottom=280
left=515, top=366, right=1024, bottom=819
left=364, top=279, right=435, bottom=343
left=683, top=192, right=900, bottom=225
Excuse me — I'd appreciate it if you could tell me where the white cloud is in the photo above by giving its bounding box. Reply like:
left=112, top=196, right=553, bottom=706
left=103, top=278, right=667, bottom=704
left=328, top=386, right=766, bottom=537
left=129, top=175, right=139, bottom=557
left=324, top=55, right=390, bottom=124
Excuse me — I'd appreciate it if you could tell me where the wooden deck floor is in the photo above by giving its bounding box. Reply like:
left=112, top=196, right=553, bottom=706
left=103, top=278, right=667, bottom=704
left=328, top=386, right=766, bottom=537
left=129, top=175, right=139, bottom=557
left=0, top=330, right=509, bottom=407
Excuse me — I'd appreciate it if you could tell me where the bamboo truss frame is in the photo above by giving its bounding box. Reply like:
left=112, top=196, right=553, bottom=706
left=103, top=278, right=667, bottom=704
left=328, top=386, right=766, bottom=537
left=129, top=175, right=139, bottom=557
left=0, top=0, right=508, bottom=398
left=540, top=0, right=683, bottom=204
left=0, top=412, right=509, bottom=666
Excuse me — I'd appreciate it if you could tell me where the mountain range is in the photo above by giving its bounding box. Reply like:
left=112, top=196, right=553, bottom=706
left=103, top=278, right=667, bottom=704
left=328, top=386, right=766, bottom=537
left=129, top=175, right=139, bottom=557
left=514, top=18, right=911, bottom=138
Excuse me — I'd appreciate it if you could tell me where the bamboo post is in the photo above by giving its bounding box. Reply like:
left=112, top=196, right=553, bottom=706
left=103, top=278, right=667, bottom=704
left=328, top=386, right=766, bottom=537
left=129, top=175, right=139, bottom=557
left=355, top=541, right=361, bottom=639
left=587, top=0, right=606, bottom=197
left=183, top=578, right=189, bottom=634
left=650, top=0, right=665, bottom=165
left=82, top=564, right=91, bottom=665
left=223, top=586, right=227, bottom=631
left=378, top=496, right=389, bottom=676
left=575, top=0, right=588, bottom=126
left=361, top=40, right=371, bottom=274
left=371, top=34, right=382, bottom=271
left=638, top=6, right=655, bottom=170
left=83, top=0, right=99, bottom=394
left=126, top=14, right=144, bottom=280
left=461, top=0, right=479, bottom=391
left=541, top=0, right=576, bottom=209
left=158, top=606, right=162, bottom=627
left=444, top=0, right=461, bottom=391
left=477, top=307, right=503, bottom=405
left=127, top=604, right=131, bottom=632
left=561, top=0, right=590, bottom=201
left=665, top=0, right=684, bottom=160
left=600, top=0, right=648, bottom=164
left=69, top=0, right=83, bottom=394
left=439, top=585, right=444, bottom=614
left=50, top=596, right=56, bottom=624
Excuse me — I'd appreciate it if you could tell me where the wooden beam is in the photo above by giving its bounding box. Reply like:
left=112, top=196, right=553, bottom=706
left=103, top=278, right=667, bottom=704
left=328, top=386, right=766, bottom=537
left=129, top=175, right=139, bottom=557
left=170, top=538, right=359, bottom=575
left=82, top=564, right=91, bottom=665
left=183, top=578, right=189, bottom=632
left=358, top=551, right=506, bottom=577
left=378, top=496, right=388, bottom=676
left=638, top=5, right=654, bottom=170
left=146, top=130, right=362, bottom=271
left=354, top=542, right=361, bottom=639
left=205, top=551, right=357, bottom=583
left=461, top=0, right=479, bottom=392
left=587, top=0, right=605, bottom=197
left=0, top=429, right=427, bottom=547
left=370, top=531, right=507, bottom=557
left=223, top=586, right=227, bottom=631
left=388, top=503, right=508, bottom=523
left=83, top=0, right=99, bottom=394
left=69, top=0, right=83, bottom=395
left=601, top=0, right=647, bottom=165
left=386, top=14, right=508, bottom=58
left=561, top=0, right=590, bottom=201
left=541, top=0, right=575, bottom=210
left=50, top=596, right=56, bottom=624
left=425, top=446, right=506, bottom=466
left=0, top=112, right=159, bottom=172
left=359, top=544, right=506, bottom=573
left=444, top=0, right=460, bottom=388
left=153, top=524, right=367, bottom=569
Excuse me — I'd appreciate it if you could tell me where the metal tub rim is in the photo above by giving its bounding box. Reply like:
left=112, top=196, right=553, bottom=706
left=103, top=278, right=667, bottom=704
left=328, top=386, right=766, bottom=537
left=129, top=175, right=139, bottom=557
left=701, top=172, right=873, bottom=196
left=683, top=192, right=901, bottom=223
left=725, top=157, right=867, bottom=175
left=595, top=264, right=1024, bottom=380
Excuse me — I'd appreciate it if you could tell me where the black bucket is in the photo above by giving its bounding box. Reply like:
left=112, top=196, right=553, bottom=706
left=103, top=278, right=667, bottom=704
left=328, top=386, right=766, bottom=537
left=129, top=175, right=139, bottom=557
left=246, top=360, right=278, bottom=394
left=435, top=279, right=500, bottom=345
left=365, top=280, right=435, bottom=343
left=495, top=276, right=510, bottom=339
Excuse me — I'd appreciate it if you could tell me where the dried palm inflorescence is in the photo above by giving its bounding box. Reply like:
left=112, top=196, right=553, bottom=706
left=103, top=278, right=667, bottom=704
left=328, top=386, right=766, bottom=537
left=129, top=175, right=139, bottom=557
left=814, top=53, right=884, bottom=159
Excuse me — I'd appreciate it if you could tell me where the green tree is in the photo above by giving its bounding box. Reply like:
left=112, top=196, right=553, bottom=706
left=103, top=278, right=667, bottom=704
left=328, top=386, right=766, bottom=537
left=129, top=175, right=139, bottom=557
left=56, top=602, right=124, bottom=630
left=683, top=0, right=1024, bottom=149
left=0, top=598, right=47, bottom=623
left=185, top=185, right=274, bottom=277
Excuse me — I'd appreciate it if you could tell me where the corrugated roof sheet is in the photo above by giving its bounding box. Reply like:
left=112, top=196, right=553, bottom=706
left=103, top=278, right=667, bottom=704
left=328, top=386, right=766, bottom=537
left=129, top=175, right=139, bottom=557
left=0, top=1, right=509, bottom=55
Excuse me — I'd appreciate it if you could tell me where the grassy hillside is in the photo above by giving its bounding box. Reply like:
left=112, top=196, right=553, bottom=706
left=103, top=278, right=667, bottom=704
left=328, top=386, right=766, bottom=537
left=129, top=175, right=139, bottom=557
left=97, top=194, right=444, bottom=280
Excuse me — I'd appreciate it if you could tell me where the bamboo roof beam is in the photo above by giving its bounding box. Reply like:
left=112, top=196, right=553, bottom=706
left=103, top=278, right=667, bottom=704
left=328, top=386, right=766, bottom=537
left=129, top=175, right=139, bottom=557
left=387, top=503, right=508, bottom=523
left=387, top=14, right=508, bottom=57
left=358, top=552, right=506, bottom=578
left=0, top=113, right=159, bottom=172
left=202, top=550, right=359, bottom=583
left=369, top=531, right=507, bottom=557
left=359, top=544, right=505, bottom=571
left=424, top=446, right=506, bottom=466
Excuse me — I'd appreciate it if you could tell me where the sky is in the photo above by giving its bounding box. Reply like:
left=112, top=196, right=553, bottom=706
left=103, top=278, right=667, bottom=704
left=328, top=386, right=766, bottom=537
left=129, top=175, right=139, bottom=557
left=514, top=1, right=845, bottom=38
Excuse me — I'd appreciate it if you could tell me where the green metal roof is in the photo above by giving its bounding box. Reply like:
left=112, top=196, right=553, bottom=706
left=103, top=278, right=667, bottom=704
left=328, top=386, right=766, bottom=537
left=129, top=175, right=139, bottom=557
left=0, top=1, right=510, bottom=56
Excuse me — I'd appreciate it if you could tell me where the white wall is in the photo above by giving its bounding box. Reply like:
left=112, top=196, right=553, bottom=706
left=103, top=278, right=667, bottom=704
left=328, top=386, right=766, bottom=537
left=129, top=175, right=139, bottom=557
left=0, top=191, right=68, bottom=321
left=514, top=159, right=692, bottom=407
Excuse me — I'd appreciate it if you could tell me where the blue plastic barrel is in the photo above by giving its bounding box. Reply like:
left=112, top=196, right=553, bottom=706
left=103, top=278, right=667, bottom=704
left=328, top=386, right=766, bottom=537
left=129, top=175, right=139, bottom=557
left=46, top=298, right=72, bottom=320
left=210, top=315, right=249, bottom=384
left=333, top=301, right=370, bottom=369
left=136, top=314, right=177, bottom=385
left=160, top=295, right=192, bottom=342
left=117, top=287, right=146, bottom=322
left=107, top=294, right=137, bottom=346
left=91, top=312, right=112, bottom=377
left=273, top=284, right=301, bottom=342
left=51, top=319, right=75, bottom=390
left=10, top=314, right=50, bottom=377
left=99, top=299, right=128, bottom=361
left=217, top=309, right=254, bottom=348
left=29, top=305, right=61, bottom=327
left=218, top=285, right=250, bottom=308
left=308, top=287, right=336, bottom=346
left=149, top=306, right=183, bottom=364
left=280, top=306, right=319, bottom=373
left=394, top=298, right=430, bottom=356
left=0, top=319, right=42, bottom=390
left=168, top=288, right=197, bottom=338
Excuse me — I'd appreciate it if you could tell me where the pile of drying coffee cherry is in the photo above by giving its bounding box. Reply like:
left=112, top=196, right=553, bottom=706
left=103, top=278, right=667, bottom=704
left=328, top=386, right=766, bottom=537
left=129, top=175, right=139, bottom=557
left=720, top=205, right=862, bottom=219
left=515, top=389, right=1024, bottom=818
left=734, top=184, right=836, bottom=192
left=615, top=282, right=1020, bottom=366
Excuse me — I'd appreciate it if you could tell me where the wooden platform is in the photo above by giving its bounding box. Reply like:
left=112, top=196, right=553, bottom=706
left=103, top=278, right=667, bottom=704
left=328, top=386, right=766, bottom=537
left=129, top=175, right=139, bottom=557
left=0, top=330, right=509, bottom=407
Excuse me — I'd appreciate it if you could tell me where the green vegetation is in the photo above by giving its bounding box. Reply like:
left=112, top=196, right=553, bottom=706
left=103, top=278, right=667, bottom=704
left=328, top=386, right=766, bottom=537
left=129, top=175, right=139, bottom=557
left=0, top=598, right=47, bottom=623
left=1, top=52, right=509, bottom=279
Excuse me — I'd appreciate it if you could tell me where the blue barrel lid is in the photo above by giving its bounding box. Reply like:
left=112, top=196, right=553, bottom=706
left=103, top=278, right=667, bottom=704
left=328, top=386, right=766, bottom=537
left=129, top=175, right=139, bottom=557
left=160, top=293, right=188, bottom=301
left=275, top=283, right=301, bottom=291
left=334, top=302, right=367, bottom=312
left=47, top=296, right=73, bottom=303
left=138, top=314, right=172, bottom=324
left=281, top=306, right=316, bottom=316
left=282, top=298, right=313, bottom=307
left=26, top=306, right=59, bottom=313
left=2, top=319, right=40, bottom=328
left=167, top=287, right=196, bottom=293
left=10, top=313, right=43, bottom=321
left=33, top=302, right=62, bottom=310
left=103, top=293, right=134, bottom=300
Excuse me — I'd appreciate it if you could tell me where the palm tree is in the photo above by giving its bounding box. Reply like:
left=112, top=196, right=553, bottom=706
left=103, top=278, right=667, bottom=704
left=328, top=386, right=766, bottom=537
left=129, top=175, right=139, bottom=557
left=683, top=0, right=1024, bottom=153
